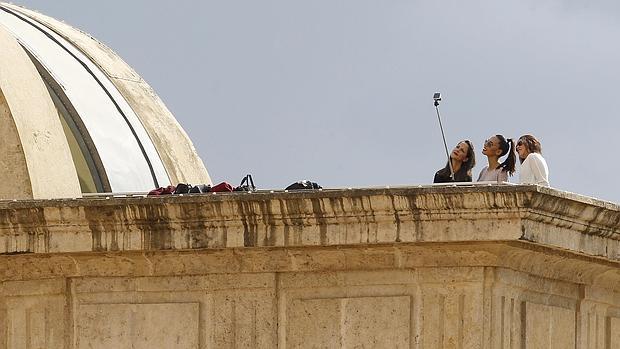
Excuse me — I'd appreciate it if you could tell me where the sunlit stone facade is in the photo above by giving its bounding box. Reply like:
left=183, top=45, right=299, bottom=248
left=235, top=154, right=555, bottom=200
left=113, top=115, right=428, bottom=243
left=0, top=185, right=619, bottom=348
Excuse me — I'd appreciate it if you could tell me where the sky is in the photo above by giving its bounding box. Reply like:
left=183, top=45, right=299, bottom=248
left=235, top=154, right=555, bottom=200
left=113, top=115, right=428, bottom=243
left=11, top=0, right=620, bottom=203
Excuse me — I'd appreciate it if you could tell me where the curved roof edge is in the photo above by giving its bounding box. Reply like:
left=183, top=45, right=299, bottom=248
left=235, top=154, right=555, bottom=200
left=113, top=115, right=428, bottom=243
left=2, top=3, right=212, bottom=186
left=0, top=25, right=81, bottom=199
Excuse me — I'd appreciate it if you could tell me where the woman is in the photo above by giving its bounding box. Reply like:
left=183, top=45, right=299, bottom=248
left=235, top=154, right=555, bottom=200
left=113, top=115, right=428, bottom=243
left=516, top=134, right=549, bottom=186
left=433, top=140, right=476, bottom=183
left=477, top=135, right=516, bottom=183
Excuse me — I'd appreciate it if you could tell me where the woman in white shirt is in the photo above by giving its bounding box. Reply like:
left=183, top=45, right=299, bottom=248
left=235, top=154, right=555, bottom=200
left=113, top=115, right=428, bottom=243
left=516, top=135, right=549, bottom=186
left=477, top=135, right=516, bottom=183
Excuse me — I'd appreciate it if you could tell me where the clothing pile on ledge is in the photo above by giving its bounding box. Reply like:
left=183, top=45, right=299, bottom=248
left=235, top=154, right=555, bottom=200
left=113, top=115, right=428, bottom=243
left=148, top=174, right=255, bottom=196
left=147, top=176, right=322, bottom=196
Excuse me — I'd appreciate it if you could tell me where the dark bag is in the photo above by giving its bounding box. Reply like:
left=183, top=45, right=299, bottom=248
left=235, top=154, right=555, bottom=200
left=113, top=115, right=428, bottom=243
left=174, top=183, right=192, bottom=194
left=148, top=185, right=176, bottom=196
left=285, top=180, right=322, bottom=191
left=211, top=182, right=234, bottom=193
left=189, top=184, right=211, bottom=193
left=234, top=174, right=256, bottom=192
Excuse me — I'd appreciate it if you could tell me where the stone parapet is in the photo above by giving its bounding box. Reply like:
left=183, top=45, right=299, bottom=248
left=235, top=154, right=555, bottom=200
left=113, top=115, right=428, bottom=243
left=0, top=184, right=618, bottom=258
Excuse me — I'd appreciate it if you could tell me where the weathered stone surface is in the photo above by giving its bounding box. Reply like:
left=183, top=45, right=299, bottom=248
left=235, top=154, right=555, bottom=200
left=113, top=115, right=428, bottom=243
left=0, top=25, right=81, bottom=200
left=0, top=185, right=619, bottom=348
left=76, top=303, right=200, bottom=349
left=0, top=185, right=618, bottom=259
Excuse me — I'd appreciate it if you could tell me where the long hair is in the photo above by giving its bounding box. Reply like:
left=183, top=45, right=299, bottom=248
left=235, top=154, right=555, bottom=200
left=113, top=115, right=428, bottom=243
left=496, top=135, right=516, bottom=176
left=461, top=139, right=476, bottom=173
left=518, top=134, right=542, bottom=163
left=438, top=140, right=476, bottom=180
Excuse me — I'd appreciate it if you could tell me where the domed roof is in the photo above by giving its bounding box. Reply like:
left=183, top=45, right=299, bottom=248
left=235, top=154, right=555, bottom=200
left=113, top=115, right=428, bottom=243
left=0, top=3, right=211, bottom=199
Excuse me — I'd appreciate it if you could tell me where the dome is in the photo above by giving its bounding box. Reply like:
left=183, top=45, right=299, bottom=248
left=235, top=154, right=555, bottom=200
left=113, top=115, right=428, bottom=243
left=0, top=3, right=211, bottom=199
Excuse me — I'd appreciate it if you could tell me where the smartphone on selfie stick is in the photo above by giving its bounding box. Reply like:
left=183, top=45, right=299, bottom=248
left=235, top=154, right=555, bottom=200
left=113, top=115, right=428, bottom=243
left=433, top=92, right=454, bottom=179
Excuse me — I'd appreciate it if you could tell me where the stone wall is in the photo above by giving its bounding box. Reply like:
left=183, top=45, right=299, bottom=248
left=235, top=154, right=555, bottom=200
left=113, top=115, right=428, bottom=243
left=1, top=185, right=619, bottom=348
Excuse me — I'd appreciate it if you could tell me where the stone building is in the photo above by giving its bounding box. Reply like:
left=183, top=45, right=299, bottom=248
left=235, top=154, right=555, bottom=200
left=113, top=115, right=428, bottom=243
left=0, top=3, right=619, bottom=348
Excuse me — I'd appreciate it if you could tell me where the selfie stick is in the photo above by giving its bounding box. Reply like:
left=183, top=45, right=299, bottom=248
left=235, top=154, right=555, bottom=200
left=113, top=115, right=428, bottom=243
left=433, top=92, right=454, bottom=179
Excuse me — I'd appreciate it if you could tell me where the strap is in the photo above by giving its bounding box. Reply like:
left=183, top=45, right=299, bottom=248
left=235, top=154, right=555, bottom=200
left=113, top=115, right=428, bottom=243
left=238, top=174, right=256, bottom=190
left=247, top=174, right=255, bottom=190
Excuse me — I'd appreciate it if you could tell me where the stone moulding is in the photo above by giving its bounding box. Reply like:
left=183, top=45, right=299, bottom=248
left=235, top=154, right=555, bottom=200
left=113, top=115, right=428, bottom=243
left=0, top=185, right=617, bottom=256
left=1, top=241, right=619, bottom=289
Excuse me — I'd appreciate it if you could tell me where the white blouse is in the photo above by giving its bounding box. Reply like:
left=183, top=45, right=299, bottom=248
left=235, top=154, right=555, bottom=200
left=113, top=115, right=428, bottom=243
left=519, top=153, right=549, bottom=186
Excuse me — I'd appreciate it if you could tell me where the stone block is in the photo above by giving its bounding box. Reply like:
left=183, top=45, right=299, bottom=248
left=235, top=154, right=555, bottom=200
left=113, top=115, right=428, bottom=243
left=75, top=303, right=199, bottom=349
left=286, top=296, right=411, bottom=348
left=524, top=302, right=576, bottom=349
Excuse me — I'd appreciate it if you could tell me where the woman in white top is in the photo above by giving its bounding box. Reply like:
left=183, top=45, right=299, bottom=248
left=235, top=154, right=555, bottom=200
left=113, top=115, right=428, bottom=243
left=516, top=134, right=549, bottom=186
left=477, top=135, right=516, bottom=183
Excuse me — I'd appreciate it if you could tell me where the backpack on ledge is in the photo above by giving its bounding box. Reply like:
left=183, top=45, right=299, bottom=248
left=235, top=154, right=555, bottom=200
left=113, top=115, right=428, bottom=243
left=234, top=174, right=256, bottom=192
left=189, top=184, right=211, bottom=193
left=285, top=180, right=322, bottom=191
left=174, top=183, right=192, bottom=194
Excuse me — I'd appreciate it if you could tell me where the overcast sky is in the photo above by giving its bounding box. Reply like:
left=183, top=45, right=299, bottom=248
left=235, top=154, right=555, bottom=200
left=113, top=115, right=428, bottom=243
left=12, top=0, right=620, bottom=203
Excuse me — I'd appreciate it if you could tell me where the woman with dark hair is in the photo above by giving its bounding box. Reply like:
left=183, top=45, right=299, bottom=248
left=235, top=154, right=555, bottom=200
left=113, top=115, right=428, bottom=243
left=516, top=134, right=549, bottom=186
left=433, top=140, right=476, bottom=183
left=477, top=135, right=516, bottom=183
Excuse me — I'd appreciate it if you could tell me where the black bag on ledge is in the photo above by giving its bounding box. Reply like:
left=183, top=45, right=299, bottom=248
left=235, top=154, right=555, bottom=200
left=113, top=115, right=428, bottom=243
left=174, top=183, right=192, bottom=194
left=189, top=184, right=211, bottom=194
left=285, top=180, right=322, bottom=191
left=234, top=174, right=256, bottom=192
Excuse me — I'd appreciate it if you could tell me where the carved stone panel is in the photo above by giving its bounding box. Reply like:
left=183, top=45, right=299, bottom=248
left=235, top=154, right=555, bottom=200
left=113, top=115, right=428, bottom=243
left=287, top=295, right=411, bottom=348
left=524, top=302, right=576, bottom=349
left=76, top=303, right=199, bottom=349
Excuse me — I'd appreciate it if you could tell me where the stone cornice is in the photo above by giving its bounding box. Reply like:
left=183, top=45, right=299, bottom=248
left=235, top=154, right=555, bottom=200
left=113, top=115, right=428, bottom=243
left=0, top=185, right=618, bottom=262
left=1, top=242, right=619, bottom=291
